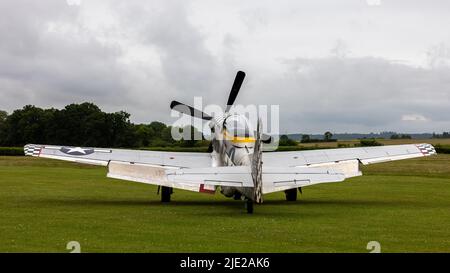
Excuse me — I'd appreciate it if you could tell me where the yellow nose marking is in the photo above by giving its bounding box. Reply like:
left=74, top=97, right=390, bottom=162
left=223, top=131, right=256, bottom=143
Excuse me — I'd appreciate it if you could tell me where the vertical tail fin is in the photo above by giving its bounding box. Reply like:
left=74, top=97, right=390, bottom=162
left=251, top=118, right=263, bottom=204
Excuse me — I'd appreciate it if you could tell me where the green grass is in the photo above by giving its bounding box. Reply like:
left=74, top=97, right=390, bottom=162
left=0, top=155, right=450, bottom=253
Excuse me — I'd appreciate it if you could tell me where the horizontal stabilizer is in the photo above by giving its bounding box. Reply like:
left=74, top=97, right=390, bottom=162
left=261, top=167, right=346, bottom=194
left=107, top=162, right=347, bottom=195
left=165, top=166, right=254, bottom=188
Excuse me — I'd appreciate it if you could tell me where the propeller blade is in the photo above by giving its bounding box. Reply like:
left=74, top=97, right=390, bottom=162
left=170, top=100, right=213, bottom=120
left=225, top=71, right=246, bottom=112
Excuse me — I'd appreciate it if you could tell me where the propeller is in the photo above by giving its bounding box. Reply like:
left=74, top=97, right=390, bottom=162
left=170, top=100, right=213, bottom=121
left=170, top=71, right=274, bottom=150
left=169, top=71, right=246, bottom=120
left=225, top=71, right=246, bottom=113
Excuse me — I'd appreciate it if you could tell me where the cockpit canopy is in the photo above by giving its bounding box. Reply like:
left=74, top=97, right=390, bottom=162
left=224, top=115, right=254, bottom=138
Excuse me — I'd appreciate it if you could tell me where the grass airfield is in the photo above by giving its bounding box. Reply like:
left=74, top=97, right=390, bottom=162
left=1, top=155, right=450, bottom=253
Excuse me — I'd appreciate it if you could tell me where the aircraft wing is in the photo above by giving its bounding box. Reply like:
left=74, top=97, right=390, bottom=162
left=24, top=143, right=437, bottom=196
left=260, top=166, right=346, bottom=194
left=24, top=144, right=212, bottom=168
left=23, top=144, right=347, bottom=195
left=24, top=144, right=216, bottom=193
left=263, top=143, right=436, bottom=167
left=260, top=143, right=436, bottom=194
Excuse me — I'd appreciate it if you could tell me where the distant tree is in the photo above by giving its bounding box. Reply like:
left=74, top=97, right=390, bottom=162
left=279, top=134, right=297, bottom=146
left=0, top=110, right=8, bottom=145
left=161, top=125, right=176, bottom=145
left=301, top=134, right=311, bottom=143
left=0, top=103, right=213, bottom=148
left=359, top=138, right=383, bottom=147
left=148, top=121, right=167, bottom=138
left=432, top=132, right=450, bottom=139
left=0, top=103, right=141, bottom=147
left=46, top=103, right=108, bottom=147
left=0, top=110, right=7, bottom=123
left=1, top=105, right=53, bottom=146
left=324, top=131, right=333, bottom=141
left=391, top=134, right=411, bottom=139
left=107, top=111, right=138, bottom=147
left=280, top=135, right=289, bottom=142
left=134, top=124, right=152, bottom=147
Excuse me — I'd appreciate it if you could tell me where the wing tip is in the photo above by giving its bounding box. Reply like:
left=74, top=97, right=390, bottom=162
left=415, top=143, right=437, bottom=156
left=24, top=144, right=42, bottom=157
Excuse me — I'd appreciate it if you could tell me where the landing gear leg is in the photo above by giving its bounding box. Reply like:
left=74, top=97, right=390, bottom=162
left=161, top=186, right=173, bottom=202
left=245, top=199, right=254, bottom=214
left=285, top=188, right=297, bottom=201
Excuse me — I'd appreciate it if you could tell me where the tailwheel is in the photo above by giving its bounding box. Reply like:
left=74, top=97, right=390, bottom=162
left=245, top=199, right=254, bottom=214
left=161, top=186, right=173, bottom=202
left=285, top=188, right=297, bottom=201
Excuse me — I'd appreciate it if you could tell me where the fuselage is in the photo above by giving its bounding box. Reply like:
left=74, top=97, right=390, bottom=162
left=210, top=114, right=255, bottom=199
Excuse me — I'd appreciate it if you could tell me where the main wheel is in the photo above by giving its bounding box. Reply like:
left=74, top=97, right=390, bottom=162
left=161, top=186, right=172, bottom=202
left=233, top=192, right=242, bottom=200
left=245, top=199, right=254, bottom=214
left=285, top=188, right=297, bottom=201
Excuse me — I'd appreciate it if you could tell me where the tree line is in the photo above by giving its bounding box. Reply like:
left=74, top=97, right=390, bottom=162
left=432, top=132, right=450, bottom=139
left=0, top=103, right=367, bottom=149
left=0, top=103, right=206, bottom=148
left=299, top=131, right=336, bottom=143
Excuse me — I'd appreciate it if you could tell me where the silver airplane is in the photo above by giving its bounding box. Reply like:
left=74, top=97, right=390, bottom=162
left=24, top=71, right=437, bottom=213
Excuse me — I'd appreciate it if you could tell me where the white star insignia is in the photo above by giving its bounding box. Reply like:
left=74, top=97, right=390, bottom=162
left=67, top=147, right=87, bottom=154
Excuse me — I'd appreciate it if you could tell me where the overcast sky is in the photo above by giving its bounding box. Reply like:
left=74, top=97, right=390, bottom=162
left=1, top=0, right=449, bottom=133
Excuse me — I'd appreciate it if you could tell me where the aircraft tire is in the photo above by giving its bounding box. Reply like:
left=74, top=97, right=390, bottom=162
left=233, top=192, right=242, bottom=200
left=285, top=188, right=297, bottom=201
left=246, top=199, right=254, bottom=214
left=161, top=186, right=172, bottom=202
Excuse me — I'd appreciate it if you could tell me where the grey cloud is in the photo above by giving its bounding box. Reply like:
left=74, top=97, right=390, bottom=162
left=114, top=0, right=219, bottom=96
left=0, top=0, right=225, bottom=124
left=0, top=0, right=449, bottom=134
left=239, top=7, right=269, bottom=32
left=274, top=56, right=450, bottom=133
left=427, top=43, right=450, bottom=68
left=101, top=0, right=238, bottom=123
left=0, top=0, right=129, bottom=112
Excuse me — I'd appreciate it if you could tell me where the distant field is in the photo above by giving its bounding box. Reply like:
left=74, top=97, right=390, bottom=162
left=1, top=155, right=450, bottom=253
left=298, top=138, right=450, bottom=148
